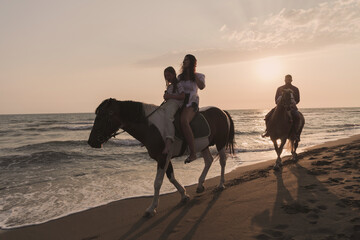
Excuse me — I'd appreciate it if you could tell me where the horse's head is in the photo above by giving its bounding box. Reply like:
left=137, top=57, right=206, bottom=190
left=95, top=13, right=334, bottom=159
left=279, top=89, right=294, bottom=111
left=88, top=98, right=121, bottom=148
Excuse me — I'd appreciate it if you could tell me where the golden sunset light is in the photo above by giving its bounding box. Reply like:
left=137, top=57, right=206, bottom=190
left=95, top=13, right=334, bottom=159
left=1, top=0, right=359, bottom=114
left=1, top=1, right=360, bottom=239
left=254, top=57, right=283, bottom=82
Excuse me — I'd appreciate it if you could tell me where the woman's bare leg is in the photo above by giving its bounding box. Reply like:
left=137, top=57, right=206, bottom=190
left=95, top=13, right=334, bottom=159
left=181, top=107, right=196, bottom=162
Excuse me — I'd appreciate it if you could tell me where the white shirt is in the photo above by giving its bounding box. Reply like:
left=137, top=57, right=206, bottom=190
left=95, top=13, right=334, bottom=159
left=165, top=83, right=185, bottom=107
left=179, top=72, right=205, bottom=107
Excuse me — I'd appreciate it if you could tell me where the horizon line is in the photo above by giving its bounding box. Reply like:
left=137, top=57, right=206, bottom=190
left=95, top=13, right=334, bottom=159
left=1, top=106, right=360, bottom=116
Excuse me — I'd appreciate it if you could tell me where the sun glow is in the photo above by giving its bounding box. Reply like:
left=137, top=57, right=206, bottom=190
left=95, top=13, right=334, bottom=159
left=254, top=57, right=283, bottom=81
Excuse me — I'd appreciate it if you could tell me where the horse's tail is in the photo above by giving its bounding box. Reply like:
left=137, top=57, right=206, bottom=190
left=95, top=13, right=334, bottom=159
left=224, top=110, right=236, bottom=155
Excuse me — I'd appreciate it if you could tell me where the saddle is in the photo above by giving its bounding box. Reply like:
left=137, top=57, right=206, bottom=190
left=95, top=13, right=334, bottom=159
left=172, top=110, right=211, bottom=156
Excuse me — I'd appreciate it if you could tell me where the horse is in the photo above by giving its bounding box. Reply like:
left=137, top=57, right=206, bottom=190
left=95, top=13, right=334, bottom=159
left=264, top=89, right=305, bottom=170
left=88, top=98, right=235, bottom=217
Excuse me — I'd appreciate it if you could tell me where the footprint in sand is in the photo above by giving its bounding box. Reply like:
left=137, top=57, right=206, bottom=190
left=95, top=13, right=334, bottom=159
left=307, top=199, right=318, bottom=204
left=317, top=205, right=328, bottom=211
left=274, top=224, right=289, bottom=230
left=326, top=177, right=345, bottom=185
left=336, top=197, right=360, bottom=208
left=304, top=184, right=318, bottom=190
left=311, top=160, right=332, bottom=166
left=306, top=212, right=319, bottom=221
left=335, top=152, right=347, bottom=157
left=307, top=169, right=329, bottom=175
left=353, top=176, right=360, bottom=183
left=282, top=202, right=310, bottom=214
left=255, top=229, right=286, bottom=240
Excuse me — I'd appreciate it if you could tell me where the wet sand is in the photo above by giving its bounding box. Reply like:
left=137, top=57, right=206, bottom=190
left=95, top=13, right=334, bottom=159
left=1, top=135, right=360, bottom=240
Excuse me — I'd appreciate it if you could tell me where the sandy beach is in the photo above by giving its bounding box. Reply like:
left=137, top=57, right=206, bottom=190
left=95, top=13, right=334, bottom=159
left=1, top=135, right=359, bottom=240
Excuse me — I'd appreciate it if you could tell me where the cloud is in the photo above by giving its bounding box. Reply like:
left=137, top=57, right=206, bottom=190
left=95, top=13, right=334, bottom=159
left=138, top=0, right=360, bottom=66
left=224, top=0, right=360, bottom=50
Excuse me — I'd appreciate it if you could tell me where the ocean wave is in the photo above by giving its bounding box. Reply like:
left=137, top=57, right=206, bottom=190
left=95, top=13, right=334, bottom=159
left=235, top=130, right=262, bottom=136
left=22, top=125, right=93, bottom=132
left=326, top=124, right=360, bottom=133
left=64, top=125, right=92, bottom=131
left=15, top=140, right=88, bottom=151
left=0, top=130, right=12, bottom=135
left=324, top=123, right=359, bottom=128
left=11, top=138, right=142, bottom=153
left=0, top=151, right=84, bottom=167
left=107, top=138, right=142, bottom=147
left=234, top=146, right=274, bottom=153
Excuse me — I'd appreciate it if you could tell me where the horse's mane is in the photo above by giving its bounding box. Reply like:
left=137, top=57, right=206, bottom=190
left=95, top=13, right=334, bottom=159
left=96, top=98, right=159, bottom=124
left=119, top=100, right=147, bottom=123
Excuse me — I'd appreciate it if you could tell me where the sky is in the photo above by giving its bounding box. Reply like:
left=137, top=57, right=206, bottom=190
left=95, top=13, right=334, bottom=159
left=1, top=0, right=360, bottom=114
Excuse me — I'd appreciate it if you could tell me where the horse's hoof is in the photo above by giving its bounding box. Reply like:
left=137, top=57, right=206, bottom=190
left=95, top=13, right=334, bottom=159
left=217, top=185, right=226, bottom=191
left=196, top=185, right=205, bottom=193
left=184, top=155, right=197, bottom=164
left=181, top=195, right=190, bottom=203
left=143, top=209, right=156, bottom=218
left=273, top=164, right=282, bottom=171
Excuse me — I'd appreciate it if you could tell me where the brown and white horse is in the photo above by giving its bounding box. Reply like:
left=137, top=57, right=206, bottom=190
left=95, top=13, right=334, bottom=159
left=265, top=89, right=305, bottom=170
left=88, top=98, right=235, bottom=216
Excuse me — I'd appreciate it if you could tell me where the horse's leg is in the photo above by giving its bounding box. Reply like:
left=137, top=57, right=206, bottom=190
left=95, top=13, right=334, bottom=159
left=218, top=147, right=227, bottom=190
left=166, top=160, right=190, bottom=203
left=292, top=116, right=304, bottom=162
left=145, top=155, right=170, bottom=217
left=197, top=147, right=213, bottom=193
left=277, top=138, right=287, bottom=165
left=272, top=140, right=280, bottom=170
left=273, top=139, right=286, bottom=170
left=291, top=139, right=299, bottom=162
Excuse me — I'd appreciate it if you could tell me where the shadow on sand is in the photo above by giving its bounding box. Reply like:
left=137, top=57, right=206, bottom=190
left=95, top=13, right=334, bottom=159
left=252, top=145, right=360, bottom=240
left=119, top=190, right=222, bottom=240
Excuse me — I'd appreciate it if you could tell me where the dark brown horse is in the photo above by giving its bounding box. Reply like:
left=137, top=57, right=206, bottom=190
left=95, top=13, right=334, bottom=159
left=88, top=98, right=235, bottom=216
left=264, top=89, right=305, bottom=170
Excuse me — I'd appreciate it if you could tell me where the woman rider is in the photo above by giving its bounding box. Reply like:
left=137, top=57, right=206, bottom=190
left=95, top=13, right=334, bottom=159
left=178, top=54, right=205, bottom=163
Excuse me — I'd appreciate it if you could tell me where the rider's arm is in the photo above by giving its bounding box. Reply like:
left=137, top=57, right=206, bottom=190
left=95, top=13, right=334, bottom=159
left=164, top=92, right=185, bottom=101
left=275, top=87, right=281, bottom=104
left=195, top=73, right=205, bottom=90
left=294, top=88, right=300, bottom=104
left=163, top=84, right=185, bottom=101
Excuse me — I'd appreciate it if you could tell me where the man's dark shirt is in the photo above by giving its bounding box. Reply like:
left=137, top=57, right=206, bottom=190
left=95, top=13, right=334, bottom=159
left=275, top=83, right=300, bottom=104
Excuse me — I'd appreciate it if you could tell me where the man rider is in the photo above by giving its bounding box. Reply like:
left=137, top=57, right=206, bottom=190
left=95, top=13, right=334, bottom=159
left=262, top=74, right=301, bottom=140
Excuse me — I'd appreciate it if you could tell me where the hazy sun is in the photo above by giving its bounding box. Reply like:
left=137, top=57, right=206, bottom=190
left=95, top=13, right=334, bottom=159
left=254, top=57, right=283, bottom=81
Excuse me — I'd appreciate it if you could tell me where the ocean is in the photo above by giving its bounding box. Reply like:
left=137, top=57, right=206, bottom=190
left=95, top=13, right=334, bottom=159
left=0, top=107, right=359, bottom=229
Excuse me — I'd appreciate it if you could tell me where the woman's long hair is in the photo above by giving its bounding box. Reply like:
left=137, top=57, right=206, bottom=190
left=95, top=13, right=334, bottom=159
left=178, top=54, right=197, bottom=82
left=164, top=66, right=178, bottom=93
